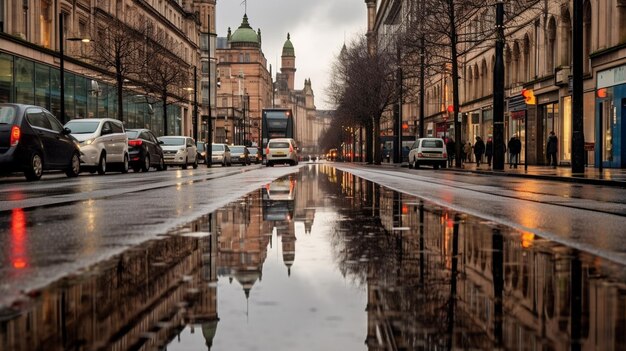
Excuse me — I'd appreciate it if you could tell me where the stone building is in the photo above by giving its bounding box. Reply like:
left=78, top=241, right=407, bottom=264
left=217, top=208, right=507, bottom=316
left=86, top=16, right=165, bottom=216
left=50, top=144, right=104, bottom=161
left=366, top=0, right=626, bottom=168
left=215, top=13, right=272, bottom=145
left=0, top=0, right=213, bottom=137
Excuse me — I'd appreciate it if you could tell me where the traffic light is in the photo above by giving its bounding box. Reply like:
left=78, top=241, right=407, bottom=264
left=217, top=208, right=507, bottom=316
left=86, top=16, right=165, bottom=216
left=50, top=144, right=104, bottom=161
left=522, top=89, right=536, bottom=105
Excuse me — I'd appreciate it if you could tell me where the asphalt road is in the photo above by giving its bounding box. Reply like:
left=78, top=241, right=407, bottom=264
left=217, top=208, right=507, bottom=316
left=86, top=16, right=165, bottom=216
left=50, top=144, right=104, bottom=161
left=0, top=164, right=300, bottom=308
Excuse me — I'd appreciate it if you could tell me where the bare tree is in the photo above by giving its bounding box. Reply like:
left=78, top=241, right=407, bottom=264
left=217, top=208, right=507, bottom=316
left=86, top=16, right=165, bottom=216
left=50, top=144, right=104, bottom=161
left=139, top=28, right=191, bottom=136
left=90, top=12, right=146, bottom=122
left=326, top=36, right=399, bottom=164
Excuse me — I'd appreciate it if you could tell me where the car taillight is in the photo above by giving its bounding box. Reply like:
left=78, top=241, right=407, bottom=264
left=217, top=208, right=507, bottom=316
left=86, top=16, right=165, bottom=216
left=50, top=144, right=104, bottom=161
left=266, top=147, right=270, bottom=155
left=128, top=139, right=143, bottom=147
left=289, top=144, right=294, bottom=153
left=443, top=152, right=447, bottom=158
left=10, top=125, right=20, bottom=147
left=418, top=152, right=423, bottom=157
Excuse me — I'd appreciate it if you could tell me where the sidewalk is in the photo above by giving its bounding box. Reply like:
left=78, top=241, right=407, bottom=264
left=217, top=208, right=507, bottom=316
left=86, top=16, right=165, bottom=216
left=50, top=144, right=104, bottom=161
left=372, top=159, right=626, bottom=187
left=441, top=162, right=626, bottom=187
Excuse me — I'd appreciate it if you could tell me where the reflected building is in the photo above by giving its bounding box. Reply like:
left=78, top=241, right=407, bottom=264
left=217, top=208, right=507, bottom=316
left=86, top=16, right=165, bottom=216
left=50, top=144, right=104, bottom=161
left=0, top=213, right=219, bottom=351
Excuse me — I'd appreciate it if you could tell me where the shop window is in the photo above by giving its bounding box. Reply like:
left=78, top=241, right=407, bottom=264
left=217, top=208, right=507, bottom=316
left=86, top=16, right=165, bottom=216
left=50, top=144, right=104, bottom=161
left=562, top=96, right=572, bottom=161
left=34, top=63, right=50, bottom=110
left=49, top=67, right=60, bottom=118
left=75, top=76, right=87, bottom=119
left=15, top=57, right=34, bottom=104
left=64, top=73, right=74, bottom=121
left=0, top=53, right=13, bottom=103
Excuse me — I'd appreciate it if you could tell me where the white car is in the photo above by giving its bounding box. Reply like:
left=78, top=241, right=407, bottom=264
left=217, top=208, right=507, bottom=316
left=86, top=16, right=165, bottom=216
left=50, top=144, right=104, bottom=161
left=159, top=136, right=198, bottom=169
left=407, top=137, right=447, bottom=169
left=266, top=138, right=299, bottom=167
left=64, top=118, right=129, bottom=174
left=211, top=143, right=231, bottom=166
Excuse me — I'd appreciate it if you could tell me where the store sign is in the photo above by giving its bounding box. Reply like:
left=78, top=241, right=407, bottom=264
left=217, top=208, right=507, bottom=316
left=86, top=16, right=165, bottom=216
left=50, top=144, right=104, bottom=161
left=597, top=65, right=626, bottom=89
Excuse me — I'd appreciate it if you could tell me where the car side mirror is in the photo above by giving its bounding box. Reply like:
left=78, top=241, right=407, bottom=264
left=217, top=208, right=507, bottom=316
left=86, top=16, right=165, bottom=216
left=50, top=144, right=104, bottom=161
left=158, top=140, right=164, bottom=145
left=101, top=128, right=112, bottom=136
left=62, top=127, right=71, bottom=135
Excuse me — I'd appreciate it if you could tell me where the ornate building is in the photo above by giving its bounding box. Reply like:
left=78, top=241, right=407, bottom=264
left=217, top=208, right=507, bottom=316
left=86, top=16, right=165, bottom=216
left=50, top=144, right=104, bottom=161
left=367, top=0, right=626, bottom=168
left=0, top=0, right=214, bottom=137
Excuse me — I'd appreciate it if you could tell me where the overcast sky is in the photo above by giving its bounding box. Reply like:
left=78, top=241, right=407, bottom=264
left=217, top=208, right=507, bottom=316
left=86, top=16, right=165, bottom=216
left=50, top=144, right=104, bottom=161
left=216, top=0, right=366, bottom=110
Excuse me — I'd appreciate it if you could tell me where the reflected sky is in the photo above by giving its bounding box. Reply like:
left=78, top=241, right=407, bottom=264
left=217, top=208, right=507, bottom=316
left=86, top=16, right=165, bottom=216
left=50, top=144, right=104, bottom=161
left=1, top=165, right=625, bottom=351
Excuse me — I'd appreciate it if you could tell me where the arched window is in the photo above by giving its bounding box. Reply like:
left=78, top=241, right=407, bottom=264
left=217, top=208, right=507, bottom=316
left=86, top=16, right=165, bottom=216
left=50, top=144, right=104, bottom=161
left=473, top=64, right=480, bottom=98
left=547, top=17, right=557, bottom=74
left=559, top=9, right=572, bottom=67
left=505, top=44, right=512, bottom=87
left=467, top=67, right=474, bottom=100
left=523, top=34, right=531, bottom=81
left=481, top=59, right=488, bottom=96
left=512, top=41, right=521, bottom=85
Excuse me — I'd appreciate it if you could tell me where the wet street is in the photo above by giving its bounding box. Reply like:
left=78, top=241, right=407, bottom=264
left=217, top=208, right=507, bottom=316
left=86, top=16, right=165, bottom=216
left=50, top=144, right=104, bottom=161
left=1, top=164, right=626, bottom=350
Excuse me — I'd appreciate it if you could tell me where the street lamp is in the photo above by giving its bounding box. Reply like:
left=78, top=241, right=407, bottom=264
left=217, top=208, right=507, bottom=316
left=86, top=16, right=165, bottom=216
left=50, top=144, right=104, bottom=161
left=59, top=13, right=91, bottom=124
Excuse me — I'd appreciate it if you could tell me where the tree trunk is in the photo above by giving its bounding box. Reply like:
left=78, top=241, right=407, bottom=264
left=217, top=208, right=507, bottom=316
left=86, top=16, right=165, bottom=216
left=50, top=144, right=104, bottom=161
left=366, top=123, right=374, bottom=164
left=162, top=92, right=168, bottom=135
left=116, top=72, right=124, bottom=122
left=374, top=115, right=381, bottom=165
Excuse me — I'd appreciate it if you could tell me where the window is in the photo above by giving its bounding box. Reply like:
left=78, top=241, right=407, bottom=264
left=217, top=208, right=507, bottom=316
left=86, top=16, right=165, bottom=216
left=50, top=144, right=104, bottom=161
left=39, top=0, right=52, bottom=47
left=111, top=121, right=123, bottom=133
left=421, top=140, right=443, bottom=148
left=26, top=110, right=51, bottom=130
left=0, top=53, right=13, bottom=103
left=15, top=57, right=34, bottom=104
left=22, top=0, right=28, bottom=39
left=45, top=113, right=64, bottom=132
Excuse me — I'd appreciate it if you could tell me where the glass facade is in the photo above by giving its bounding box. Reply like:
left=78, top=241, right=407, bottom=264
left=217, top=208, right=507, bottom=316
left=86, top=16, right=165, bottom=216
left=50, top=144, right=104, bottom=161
left=0, top=51, right=181, bottom=136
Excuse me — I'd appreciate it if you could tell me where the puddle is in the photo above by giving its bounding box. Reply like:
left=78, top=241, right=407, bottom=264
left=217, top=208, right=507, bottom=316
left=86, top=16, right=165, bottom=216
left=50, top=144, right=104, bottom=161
left=1, top=165, right=625, bottom=350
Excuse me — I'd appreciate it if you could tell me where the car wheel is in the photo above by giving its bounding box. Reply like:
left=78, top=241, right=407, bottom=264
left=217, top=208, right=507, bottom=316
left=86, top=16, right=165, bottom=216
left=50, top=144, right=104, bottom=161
left=295, top=160, right=299, bottom=166
left=156, top=156, right=166, bottom=171
left=65, top=153, right=81, bottom=178
left=141, top=154, right=150, bottom=172
left=24, top=153, right=43, bottom=181
left=408, top=157, right=414, bottom=169
left=414, top=159, right=420, bottom=169
left=97, top=153, right=107, bottom=175
left=182, top=157, right=188, bottom=169
left=193, top=157, right=198, bottom=169
left=266, top=161, right=271, bottom=167
left=132, top=165, right=141, bottom=173
left=434, top=163, right=440, bottom=170
left=121, top=154, right=129, bottom=173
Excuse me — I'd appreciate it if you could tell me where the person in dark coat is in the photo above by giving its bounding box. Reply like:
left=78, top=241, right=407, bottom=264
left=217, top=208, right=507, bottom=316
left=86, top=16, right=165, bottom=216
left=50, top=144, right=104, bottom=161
left=485, top=137, right=493, bottom=167
left=508, top=134, right=522, bottom=168
left=546, top=131, right=558, bottom=167
left=446, top=138, right=456, bottom=167
left=474, top=136, right=485, bottom=167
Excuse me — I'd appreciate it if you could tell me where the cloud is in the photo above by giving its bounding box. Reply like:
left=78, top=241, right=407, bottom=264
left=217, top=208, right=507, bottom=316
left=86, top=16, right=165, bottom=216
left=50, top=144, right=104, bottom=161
left=216, top=0, right=366, bottom=109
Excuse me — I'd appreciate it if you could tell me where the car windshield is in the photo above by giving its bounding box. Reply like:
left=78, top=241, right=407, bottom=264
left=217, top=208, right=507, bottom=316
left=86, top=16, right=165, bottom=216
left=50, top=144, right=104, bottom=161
left=65, top=121, right=100, bottom=134
left=0, top=106, right=16, bottom=124
left=230, top=146, right=245, bottom=153
left=159, top=137, right=185, bottom=146
left=422, top=140, right=443, bottom=148
left=269, top=142, right=290, bottom=148
left=196, top=143, right=205, bottom=151
left=212, top=144, right=224, bottom=152
left=126, top=131, right=139, bottom=139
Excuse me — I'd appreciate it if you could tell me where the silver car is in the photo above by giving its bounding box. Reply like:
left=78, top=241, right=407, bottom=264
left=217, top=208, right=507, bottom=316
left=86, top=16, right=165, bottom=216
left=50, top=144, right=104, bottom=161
left=211, top=143, right=231, bottom=166
left=159, top=136, right=198, bottom=169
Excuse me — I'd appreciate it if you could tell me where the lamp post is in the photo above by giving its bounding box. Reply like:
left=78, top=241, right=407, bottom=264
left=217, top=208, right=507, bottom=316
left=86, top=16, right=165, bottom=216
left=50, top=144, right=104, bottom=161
left=58, top=13, right=91, bottom=124
left=572, top=0, right=585, bottom=173
left=207, top=14, right=214, bottom=167
left=492, top=0, right=505, bottom=170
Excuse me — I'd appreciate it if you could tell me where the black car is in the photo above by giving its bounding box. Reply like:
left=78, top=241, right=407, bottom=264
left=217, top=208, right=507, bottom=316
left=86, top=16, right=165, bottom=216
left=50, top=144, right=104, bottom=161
left=196, top=141, right=208, bottom=164
left=126, top=129, right=166, bottom=172
left=0, top=104, right=81, bottom=181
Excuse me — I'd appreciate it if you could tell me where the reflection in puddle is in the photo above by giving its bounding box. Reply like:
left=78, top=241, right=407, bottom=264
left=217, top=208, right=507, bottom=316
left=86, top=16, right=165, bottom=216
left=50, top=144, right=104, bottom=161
left=1, top=165, right=626, bottom=350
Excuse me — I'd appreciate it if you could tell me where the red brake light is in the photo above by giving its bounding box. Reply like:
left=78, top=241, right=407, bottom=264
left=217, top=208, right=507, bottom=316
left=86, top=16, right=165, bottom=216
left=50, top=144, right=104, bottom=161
left=443, top=152, right=447, bottom=158
left=128, top=139, right=143, bottom=147
left=289, top=144, right=294, bottom=153
left=10, top=126, right=20, bottom=147
left=266, top=146, right=270, bottom=155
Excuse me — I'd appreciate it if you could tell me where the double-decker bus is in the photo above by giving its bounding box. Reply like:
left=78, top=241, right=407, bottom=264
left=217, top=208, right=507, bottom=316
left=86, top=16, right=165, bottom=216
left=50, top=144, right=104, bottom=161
left=261, top=108, right=294, bottom=156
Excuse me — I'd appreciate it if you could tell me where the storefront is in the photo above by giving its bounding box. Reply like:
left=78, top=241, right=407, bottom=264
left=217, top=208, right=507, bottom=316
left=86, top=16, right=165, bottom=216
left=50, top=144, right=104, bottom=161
left=536, top=91, right=560, bottom=165
left=0, top=50, right=182, bottom=136
left=595, top=65, right=626, bottom=168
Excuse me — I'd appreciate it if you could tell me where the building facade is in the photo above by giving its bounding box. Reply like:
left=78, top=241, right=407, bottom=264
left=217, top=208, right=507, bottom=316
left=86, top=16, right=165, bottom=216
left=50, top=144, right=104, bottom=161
left=0, top=0, right=212, bottom=137
left=367, top=0, right=626, bottom=168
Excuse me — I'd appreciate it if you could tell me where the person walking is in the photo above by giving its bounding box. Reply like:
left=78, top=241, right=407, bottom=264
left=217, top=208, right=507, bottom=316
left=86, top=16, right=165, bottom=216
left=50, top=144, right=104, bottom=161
left=464, top=141, right=472, bottom=163
left=546, top=131, right=558, bottom=168
left=446, top=138, right=456, bottom=167
left=485, top=137, right=493, bottom=168
left=508, top=134, right=522, bottom=168
left=474, top=136, right=485, bottom=167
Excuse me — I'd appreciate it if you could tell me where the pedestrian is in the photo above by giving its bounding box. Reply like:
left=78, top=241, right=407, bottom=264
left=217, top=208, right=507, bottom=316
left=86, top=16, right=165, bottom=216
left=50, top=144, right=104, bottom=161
left=446, top=138, right=456, bottom=167
left=464, top=141, right=472, bottom=163
left=485, top=137, right=493, bottom=168
left=546, top=131, right=558, bottom=168
left=508, top=134, right=522, bottom=168
left=474, top=136, right=485, bottom=167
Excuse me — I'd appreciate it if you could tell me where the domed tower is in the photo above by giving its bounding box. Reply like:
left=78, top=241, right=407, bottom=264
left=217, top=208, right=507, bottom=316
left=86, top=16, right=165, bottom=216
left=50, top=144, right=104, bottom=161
left=229, top=14, right=260, bottom=49
left=281, top=33, right=296, bottom=91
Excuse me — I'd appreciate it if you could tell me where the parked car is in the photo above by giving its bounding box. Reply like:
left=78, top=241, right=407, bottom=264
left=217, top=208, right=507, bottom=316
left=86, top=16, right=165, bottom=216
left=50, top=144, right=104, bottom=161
left=229, top=145, right=250, bottom=165
left=158, top=136, right=198, bottom=169
left=249, top=147, right=262, bottom=164
left=64, top=118, right=129, bottom=174
left=196, top=141, right=208, bottom=164
left=0, top=104, right=80, bottom=181
left=266, top=138, right=299, bottom=167
left=211, top=143, right=231, bottom=166
left=407, top=137, right=447, bottom=169
left=126, top=129, right=166, bottom=172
